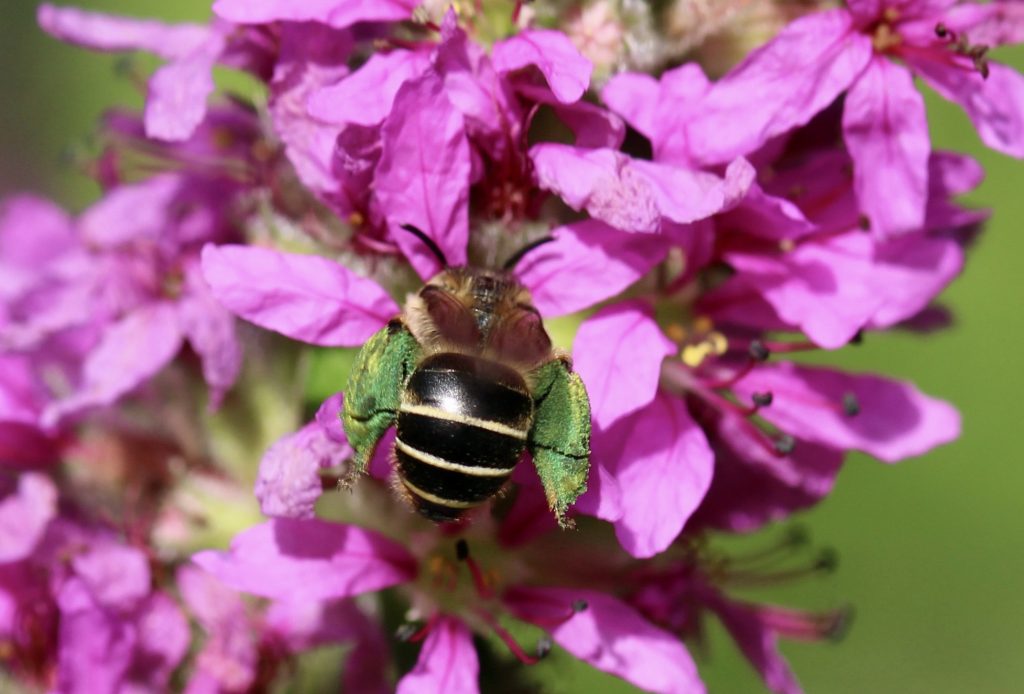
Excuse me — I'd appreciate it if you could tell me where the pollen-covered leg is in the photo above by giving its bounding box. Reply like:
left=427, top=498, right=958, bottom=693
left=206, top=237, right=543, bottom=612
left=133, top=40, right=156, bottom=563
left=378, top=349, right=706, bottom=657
left=528, top=358, right=591, bottom=528
left=343, top=320, right=421, bottom=477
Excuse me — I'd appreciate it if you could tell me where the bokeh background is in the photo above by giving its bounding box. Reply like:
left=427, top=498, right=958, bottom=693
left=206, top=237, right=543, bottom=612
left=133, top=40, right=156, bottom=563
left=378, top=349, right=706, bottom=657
left=2, top=2, right=1021, bottom=692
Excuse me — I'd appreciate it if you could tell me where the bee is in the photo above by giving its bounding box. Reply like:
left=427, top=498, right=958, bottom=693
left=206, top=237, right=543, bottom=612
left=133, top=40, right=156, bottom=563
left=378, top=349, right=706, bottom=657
left=342, top=225, right=591, bottom=527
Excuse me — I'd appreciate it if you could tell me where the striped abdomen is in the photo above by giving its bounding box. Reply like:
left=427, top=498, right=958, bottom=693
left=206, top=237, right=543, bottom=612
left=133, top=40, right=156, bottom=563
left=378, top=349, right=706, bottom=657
left=396, top=352, right=533, bottom=522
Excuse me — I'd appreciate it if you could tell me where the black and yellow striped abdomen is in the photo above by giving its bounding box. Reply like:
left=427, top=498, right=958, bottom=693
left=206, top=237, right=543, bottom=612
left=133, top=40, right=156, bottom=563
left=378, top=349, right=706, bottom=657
left=395, top=352, right=533, bottom=522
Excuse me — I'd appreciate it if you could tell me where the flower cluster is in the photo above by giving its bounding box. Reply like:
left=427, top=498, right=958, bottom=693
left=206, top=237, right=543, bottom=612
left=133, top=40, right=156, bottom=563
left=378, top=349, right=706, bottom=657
left=2, top=0, right=1019, bottom=691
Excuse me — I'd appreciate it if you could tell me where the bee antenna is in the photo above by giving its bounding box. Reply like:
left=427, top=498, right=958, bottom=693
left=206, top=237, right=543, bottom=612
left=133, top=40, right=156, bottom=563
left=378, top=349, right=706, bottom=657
left=399, top=223, right=449, bottom=268
left=502, top=236, right=556, bottom=271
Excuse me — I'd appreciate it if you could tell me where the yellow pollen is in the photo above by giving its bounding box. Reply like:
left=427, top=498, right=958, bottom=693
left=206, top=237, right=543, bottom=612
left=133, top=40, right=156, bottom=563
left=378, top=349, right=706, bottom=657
left=779, top=238, right=796, bottom=253
left=693, top=315, right=714, bottom=334
left=348, top=211, right=365, bottom=228
left=664, top=323, right=688, bottom=344
left=682, top=343, right=711, bottom=368
left=706, top=331, right=728, bottom=357
left=872, top=23, right=902, bottom=52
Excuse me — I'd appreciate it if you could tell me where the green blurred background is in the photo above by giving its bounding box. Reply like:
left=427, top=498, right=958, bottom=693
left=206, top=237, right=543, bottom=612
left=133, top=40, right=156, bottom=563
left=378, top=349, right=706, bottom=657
left=3, top=2, right=1021, bottom=692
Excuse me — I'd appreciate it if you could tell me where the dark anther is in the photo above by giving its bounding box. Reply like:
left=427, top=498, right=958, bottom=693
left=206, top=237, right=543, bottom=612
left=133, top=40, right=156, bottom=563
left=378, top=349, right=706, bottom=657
left=455, top=539, right=469, bottom=561
left=851, top=329, right=864, bottom=345
left=749, top=340, right=771, bottom=362
left=774, top=435, right=796, bottom=455
left=752, top=391, right=774, bottom=408
left=785, top=524, right=810, bottom=546
left=571, top=599, right=589, bottom=613
left=842, top=392, right=861, bottom=417
left=858, top=214, right=872, bottom=231
left=816, top=548, right=839, bottom=573
left=395, top=623, right=419, bottom=642
left=536, top=636, right=553, bottom=659
left=935, top=22, right=948, bottom=38
left=827, top=605, right=855, bottom=642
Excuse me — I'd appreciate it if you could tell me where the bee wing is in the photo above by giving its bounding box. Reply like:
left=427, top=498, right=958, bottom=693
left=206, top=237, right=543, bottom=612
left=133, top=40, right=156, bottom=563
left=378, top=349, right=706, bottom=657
left=487, top=304, right=553, bottom=366
left=421, top=285, right=481, bottom=347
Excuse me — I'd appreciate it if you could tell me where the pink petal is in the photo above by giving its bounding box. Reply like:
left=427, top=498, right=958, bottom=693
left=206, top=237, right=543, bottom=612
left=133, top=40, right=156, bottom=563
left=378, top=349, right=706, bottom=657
left=572, top=458, right=624, bottom=524
left=134, top=592, right=191, bottom=689
left=914, top=60, right=1024, bottom=158
left=491, top=30, right=592, bottom=103
left=255, top=417, right=350, bottom=519
left=56, top=581, right=135, bottom=694
left=78, top=175, right=181, bottom=247
left=213, top=0, right=417, bottom=28
left=315, top=391, right=349, bottom=445
left=145, top=45, right=222, bottom=141
left=71, top=543, right=152, bottom=611
left=37, top=4, right=211, bottom=59
left=687, top=10, right=871, bottom=164
left=192, top=519, right=417, bottom=600
left=201, top=244, right=398, bottom=346
left=595, top=394, right=714, bottom=558
left=600, top=72, right=661, bottom=138
left=516, top=83, right=624, bottom=149
left=573, top=301, right=676, bottom=429
left=912, top=2, right=1024, bottom=47
left=732, top=362, right=961, bottom=462
left=506, top=587, right=703, bottom=694
left=0, top=194, right=75, bottom=268
left=308, top=49, right=429, bottom=126
left=929, top=151, right=984, bottom=197
left=868, top=233, right=963, bottom=328
left=396, top=617, right=479, bottom=694
left=515, top=220, right=668, bottom=317
left=177, top=564, right=247, bottom=631
left=843, top=58, right=930, bottom=235
left=374, top=74, right=471, bottom=278
left=0, top=473, right=57, bottom=562
left=42, top=302, right=184, bottom=426
left=179, top=263, right=242, bottom=408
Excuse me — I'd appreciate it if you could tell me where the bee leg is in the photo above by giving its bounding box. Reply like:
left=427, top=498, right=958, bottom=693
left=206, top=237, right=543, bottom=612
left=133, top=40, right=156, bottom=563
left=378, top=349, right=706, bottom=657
left=527, top=358, right=592, bottom=528
left=342, top=320, right=421, bottom=482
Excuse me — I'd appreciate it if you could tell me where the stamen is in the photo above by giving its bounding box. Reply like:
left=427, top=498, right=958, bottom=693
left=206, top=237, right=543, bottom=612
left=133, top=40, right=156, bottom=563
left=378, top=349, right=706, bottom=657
left=396, top=614, right=440, bottom=644
left=523, top=598, right=589, bottom=629
left=774, top=435, right=795, bottom=455
left=476, top=608, right=544, bottom=665
left=725, top=547, right=837, bottom=587
left=759, top=605, right=853, bottom=642
left=536, top=636, right=553, bottom=659
left=842, top=392, right=861, bottom=417
left=455, top=540, right=493, bottom=599
left=752, top=391, right=773, bottom=408
left=748, top=339, right=771, bottom=362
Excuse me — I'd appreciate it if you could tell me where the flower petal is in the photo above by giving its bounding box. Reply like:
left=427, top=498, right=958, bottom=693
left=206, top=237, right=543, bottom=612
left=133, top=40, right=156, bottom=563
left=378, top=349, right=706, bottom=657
left=145, top=44, right=222, bottom=141
left=506, top=587, right=703, bottom=694
left=0, top=194, right=75, bottom=269
left=732, top=362, right=961, bottom=462
left=43, top=302, right=184, bottom=426
left=396, top=617, right=479, bottom=694
left=915, top=60, right=1024, bottom=158
left=573, top=302, right=676, bottom=429
left=843, top=58, right=930, bottom=235
left=213, top=0, right=417, bottom=28
left=0, top=473, right=57, bottom=562
left=201, top=244, right=398, bottom=346
left=374, top=74, right=471, bottom=278
left=192, top=518, right=417, bottom=600
left=37, top=4, right=211, bottom=59
left=515, top=220, right=667, bottom=317
left=308, top=49, right=429, bottom=126
left=595, top=394, right=714, bottom=558
left=687, top=10, right=871, bottom=163
left=134, top=592, right=191, bottom=690
left=491, top=29, right=592, bottom=103
left=179, top=263, right=242, bottom=408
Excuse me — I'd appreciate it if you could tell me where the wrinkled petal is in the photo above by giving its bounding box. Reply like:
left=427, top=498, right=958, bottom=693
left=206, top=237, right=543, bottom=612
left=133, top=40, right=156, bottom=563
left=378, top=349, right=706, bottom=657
left=594, top=393, right=713, bottom=558
left=491, top=29, right=592, bottom=103
left=308, top=49, right=429, bottom=126
left=733, top=362, right=961, bottom=462
left=43, top=302, right=184, bottom=426
left=179, top=262, right=242, bottom=408
left=213, top=0, right=417, bottom=28
left=843, top=58, right=930, bottom=235
left=573, top=301, right=676, bottom=429
left=515, top=220, right=667, bottom=317
left=396, top=617, right=478, bottom=694
left=374, top=74, right=471, bottom=278
left=687, top=10, right=871, bottom=164
left=0, top=473, right=57, bottom=562
left=914, top=60, right=1024, bottom=158
left=201, top=244, right=398, bottom=346
left=506, top=587, right=703, bottom=694
left=255, top=415, right=351, bottom=519
left=192, top=518, right=417, bottom=600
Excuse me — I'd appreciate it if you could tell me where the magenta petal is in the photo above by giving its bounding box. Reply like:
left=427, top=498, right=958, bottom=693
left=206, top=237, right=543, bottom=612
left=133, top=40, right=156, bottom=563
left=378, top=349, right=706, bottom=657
left=516, top=220, right=668, bottom=317
left=374, top=74, right=471, bottom=278
left=868, top=234, right=963, bottom=328
left=687, top=10, right=871, bottom=163
left=192, top=518, right=417, bottom=600
left=179, top=263, right=242, bottom=408
left=491, top=30, right=592, bottom=103
left=923, top=2, right=1024, bottom=47
left=597, top=394, right=714, bottom=558
left=600, top=72, right=661, bottom=138
left=733, top=362, right=961, bottom=462
left=37, top=4, right=211, bottom=59
left=308, top=49, right=429, bottom=126
left=315, top=391, right=349, bottom=445
left=572, top=459, right=624, bottom=524
left=134, top=592, right=191, bottom=689
left=915, top=60, right=1024, bottom=158
left=71, top=544, right=152, bottom=610
left=0, top=473, right=57, bottom=562
left=201, top=244, right=398, bottom=346
left=213, top=0, right=416, bottom=28
left=506, top=587, right=703, bottom=694
left=0, top=194, right=75, bottom=268
left=396, top=617, right=479, bottom=694
left=56, top=580, right=135, bottom=694
left=43, top=302, right=184, bottom=426
left=573, top=302, right=676, bottom=429
left=255, top=417, right=350, bottom=519
left=78, top=175, right=181, bottom=247
left=843, top=58, right=930, bottom=235
left=145, top=45, right=222, bottom=141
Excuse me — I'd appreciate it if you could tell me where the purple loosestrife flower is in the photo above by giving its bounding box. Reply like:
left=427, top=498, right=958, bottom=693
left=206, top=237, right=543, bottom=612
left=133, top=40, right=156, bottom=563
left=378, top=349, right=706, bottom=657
left=682, top=0, right=1024, bottom=235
